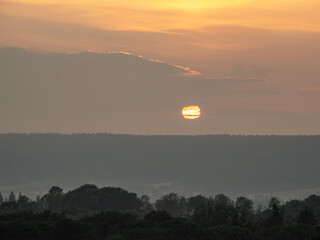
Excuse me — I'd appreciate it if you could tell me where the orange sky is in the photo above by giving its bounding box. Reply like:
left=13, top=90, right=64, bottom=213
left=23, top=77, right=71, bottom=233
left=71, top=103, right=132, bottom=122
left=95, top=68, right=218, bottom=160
left=1, top=0, right=320, bottom=32
left=0, top=0, right=320, bottom=134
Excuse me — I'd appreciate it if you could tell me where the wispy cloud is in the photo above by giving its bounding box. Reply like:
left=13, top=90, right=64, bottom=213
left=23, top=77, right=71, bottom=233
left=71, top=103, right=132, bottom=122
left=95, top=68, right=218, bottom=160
left=2, top=0, right=320, bottom=32
left=298, top=87, right=320, bottom=93
left=86, top=49, right=202, bottom=77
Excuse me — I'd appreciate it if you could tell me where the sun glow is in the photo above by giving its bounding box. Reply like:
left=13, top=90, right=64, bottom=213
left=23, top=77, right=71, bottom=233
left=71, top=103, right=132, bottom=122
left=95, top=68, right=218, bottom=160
left=3, top=0, right=320, bottom=35
left=182, top=105, right=201, bottom=120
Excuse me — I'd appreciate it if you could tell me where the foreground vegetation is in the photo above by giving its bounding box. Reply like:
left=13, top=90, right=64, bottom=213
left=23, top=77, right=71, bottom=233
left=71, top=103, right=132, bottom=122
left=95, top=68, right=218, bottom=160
left=0, top=185, right=320, bottom=240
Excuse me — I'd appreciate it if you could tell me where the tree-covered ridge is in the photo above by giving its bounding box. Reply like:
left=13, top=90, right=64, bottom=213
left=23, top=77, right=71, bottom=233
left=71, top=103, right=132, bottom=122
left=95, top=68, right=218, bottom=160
left=1, top=134, right=320, bottom=198
left=0, top=185, right=320, bottom=240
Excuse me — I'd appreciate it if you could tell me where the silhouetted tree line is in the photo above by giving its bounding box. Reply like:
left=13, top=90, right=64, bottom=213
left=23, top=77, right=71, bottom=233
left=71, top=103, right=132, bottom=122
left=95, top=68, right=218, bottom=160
left=0, top=186, right=320, bottom=240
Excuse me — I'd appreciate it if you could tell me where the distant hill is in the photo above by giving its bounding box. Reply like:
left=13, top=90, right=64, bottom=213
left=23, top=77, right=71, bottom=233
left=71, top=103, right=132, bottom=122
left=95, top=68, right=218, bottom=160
left=0, top=134, right=319, bottom=199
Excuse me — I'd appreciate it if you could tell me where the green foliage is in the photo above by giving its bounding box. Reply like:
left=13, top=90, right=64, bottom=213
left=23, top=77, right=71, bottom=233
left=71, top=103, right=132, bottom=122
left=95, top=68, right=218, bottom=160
left=0, top=192, right=3, bottom=204
left=155, top=193, right=187, bottom=218
left=206, top=225, right=256, bottom=240
left=139, top=195, right=154, bottom=216
left=211, top=194, right=236, bottom=226
left=298, top=208, right=316, bottom=225
left=60, top=185, right=143, bottom=212
left=0, top=185, right=320, bottom=240
left=235, top=196, right=254, bottom=227
left=8, top=192, right=16, bottom=202
left=192, top=194, right=238, bottom=227
left=144, top=211, right=172, bottom=225
left=261, top=197, right=285, bottom=227
left=187, top=194, right=207, bottom=215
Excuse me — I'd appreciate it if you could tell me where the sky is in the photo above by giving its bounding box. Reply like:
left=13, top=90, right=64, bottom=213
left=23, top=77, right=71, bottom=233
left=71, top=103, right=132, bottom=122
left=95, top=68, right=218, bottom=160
left=1, top=0, right=320, bottom=134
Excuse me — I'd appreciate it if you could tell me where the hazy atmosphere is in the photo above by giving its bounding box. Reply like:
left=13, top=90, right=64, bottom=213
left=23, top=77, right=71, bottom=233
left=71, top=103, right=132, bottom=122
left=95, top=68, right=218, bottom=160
left=1, top=134, right=320, bottom=202
left=1, top=0, right=320, bottom=134
left=1, top=1, right=320, bottom=239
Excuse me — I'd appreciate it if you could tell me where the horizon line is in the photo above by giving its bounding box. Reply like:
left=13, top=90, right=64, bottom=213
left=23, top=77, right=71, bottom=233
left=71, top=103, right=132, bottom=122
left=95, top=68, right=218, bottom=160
left=1, top=132, right=320, bottom=137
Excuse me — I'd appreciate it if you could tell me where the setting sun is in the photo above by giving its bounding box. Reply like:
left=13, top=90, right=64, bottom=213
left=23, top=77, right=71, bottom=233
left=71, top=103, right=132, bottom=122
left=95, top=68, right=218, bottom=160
left=182, top=105, right=201, bottom=120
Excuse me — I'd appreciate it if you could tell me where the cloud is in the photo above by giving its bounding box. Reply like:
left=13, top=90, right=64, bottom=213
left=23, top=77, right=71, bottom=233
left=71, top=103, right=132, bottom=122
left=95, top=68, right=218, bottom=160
left=94, top=50, right=202, bottom=77
left=0, top=47, right=264, bottom=134
left=172, top=65, right=202, bottom=76
left=298, top=87, right=320, bottom=93
left=2, top=47, right=319, bottom=135
left=2, top=0, right=320, bottom=33
left=1, top=1, right=320, bottom=134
